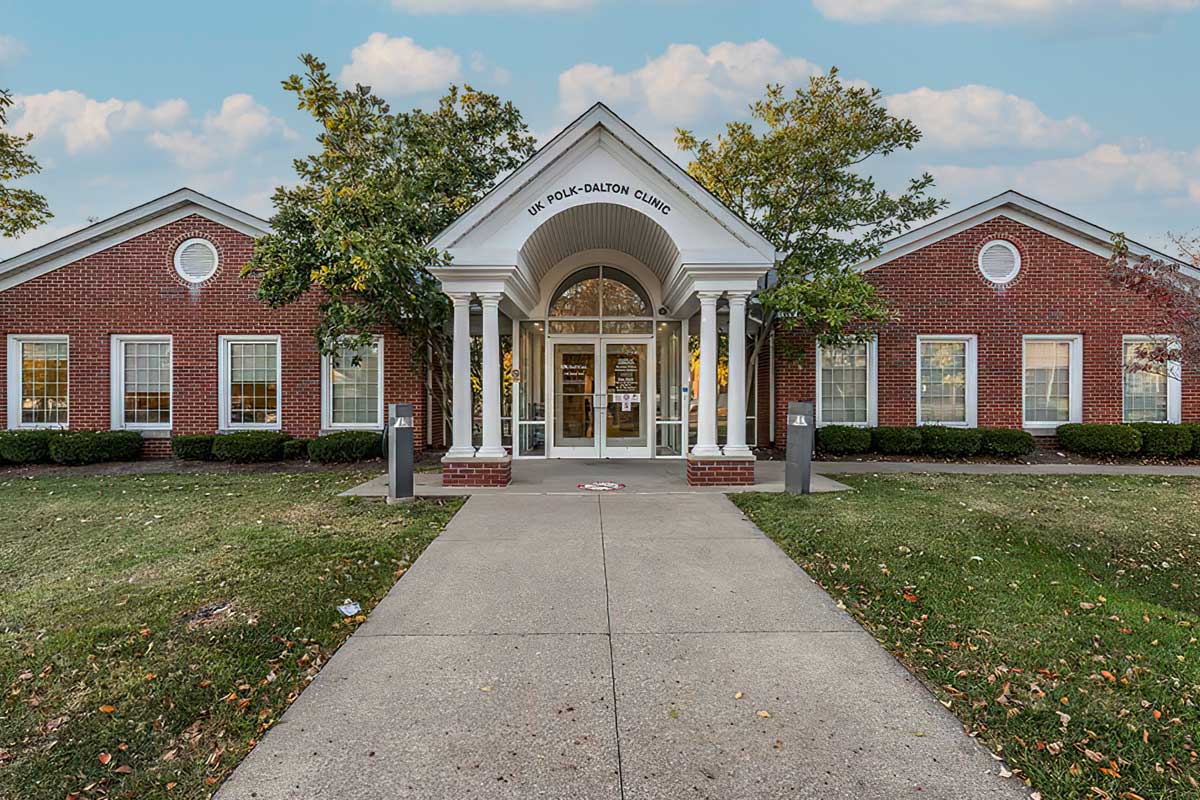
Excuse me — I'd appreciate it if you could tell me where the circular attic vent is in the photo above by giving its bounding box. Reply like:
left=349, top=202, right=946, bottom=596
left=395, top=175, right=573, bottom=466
left=174, top=238, right=219, bottom=283
left=978, top=240, right=1020, bottom=285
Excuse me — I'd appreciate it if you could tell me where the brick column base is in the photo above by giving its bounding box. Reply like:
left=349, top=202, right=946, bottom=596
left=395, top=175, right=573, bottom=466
left=441, top=454, right=512, bottom=487
left=686, top=454, right=756, bottom=486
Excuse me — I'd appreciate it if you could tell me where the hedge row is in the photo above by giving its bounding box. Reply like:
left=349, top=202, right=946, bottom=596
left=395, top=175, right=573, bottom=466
left=172, top=430, right=384, bottom=464
left=0, top=430, right=143, bottom=465
left=1056, top=423, right=1200, bottom=459
left=815, top=425, right=1036, bottom=459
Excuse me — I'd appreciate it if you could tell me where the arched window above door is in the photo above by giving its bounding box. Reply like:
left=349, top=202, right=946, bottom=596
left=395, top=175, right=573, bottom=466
left=548, top=266, right=653, bottom=334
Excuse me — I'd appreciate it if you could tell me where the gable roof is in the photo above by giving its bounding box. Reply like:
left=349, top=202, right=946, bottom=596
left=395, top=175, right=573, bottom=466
left=429, top=102, right=778, bottom=261
left=0, top=187, right=271, bottom=292
left=855, top=190, right=1198, bottom=280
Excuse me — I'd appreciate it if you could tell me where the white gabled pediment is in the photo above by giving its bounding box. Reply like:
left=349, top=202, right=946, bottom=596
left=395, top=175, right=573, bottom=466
left=854, top=190, right=1198, bottom=281
left=430, top=103, right=778, bottom=276
left=0, top=188, right=271, bottom=292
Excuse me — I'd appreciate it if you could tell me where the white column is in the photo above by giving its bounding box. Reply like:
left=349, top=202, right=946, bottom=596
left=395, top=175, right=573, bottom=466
left=476, top=292, right=506, bottom=458
left=692, top=291, right=722, bottom=457
left=724, top=291, right=751, bottom=456
left=446, top=293, right=476, bottom=459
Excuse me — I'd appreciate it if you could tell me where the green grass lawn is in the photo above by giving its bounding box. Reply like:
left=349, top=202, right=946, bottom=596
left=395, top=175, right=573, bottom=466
left=734, top=475, right=1200, bottom=800
left=0, top=469, right=462, bottom=800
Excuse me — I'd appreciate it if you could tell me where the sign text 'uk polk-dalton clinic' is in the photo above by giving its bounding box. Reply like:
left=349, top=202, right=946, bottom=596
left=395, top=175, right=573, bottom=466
left=528, top=182, right=672, bottom=217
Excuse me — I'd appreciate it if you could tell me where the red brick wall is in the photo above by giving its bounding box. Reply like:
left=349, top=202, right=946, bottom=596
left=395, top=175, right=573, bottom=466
left=773, top=215, right=1198, bottom=445
left=0, top=213, right=427, bottom=448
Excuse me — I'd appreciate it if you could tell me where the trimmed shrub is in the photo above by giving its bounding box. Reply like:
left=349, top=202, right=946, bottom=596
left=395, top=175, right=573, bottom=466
left=815, top=425, right=872, bottom=455
left=211, top=431, right=289, bottom=463
left=979, top=428, right=1036, bottom=458
left=1056, top=423, right=1142, bottom=458
left=0, top=429, right=56, bottom=464
left=48, top=430, right=143, bottom=465
left=307, top=430, right=384, bottom=463
left=171, top=434, right=216, bottom=461
left=1184, top=424, right=1200, bottom=458
left=871, top=426, right=923, bottom=456
left=919, top=425, right=982, bottom=458
left=283, top=438, right=311, bottom=460
left=1130, top=423, right=1193, bottom=459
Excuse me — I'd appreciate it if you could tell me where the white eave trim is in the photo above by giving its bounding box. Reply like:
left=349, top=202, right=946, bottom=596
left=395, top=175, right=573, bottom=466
left=428, top=102, right=779, bottom=263
left=852, top=190, right=1200, bottom=282
left=0, top=187, right=272, bottom=293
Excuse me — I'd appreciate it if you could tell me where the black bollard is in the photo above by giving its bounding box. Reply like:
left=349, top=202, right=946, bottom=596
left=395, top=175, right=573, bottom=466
left=785, top=401, right=814, bottom=495
left=388, top=403, right=415, bottom=504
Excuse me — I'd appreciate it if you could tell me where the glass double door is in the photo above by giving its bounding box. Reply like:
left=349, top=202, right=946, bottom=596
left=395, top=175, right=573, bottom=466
left=551, top=338, right=651, bottom=458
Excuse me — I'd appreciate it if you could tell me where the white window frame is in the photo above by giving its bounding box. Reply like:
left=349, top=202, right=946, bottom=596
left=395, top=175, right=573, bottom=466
left=321, top=336, right=385, bottom=431
left=218, top=334, right=282, bottom=431
left=916, top=335, right=978, bottom=428
left=110, top=334, right=173, bottom=431
left=6, top=334, right=70, bottom=430
left=1121, top=334, right=1181, bottom=424
left=1022, top=334, right=1083, bottom=430
left=815, top=336, right=878, bottom=428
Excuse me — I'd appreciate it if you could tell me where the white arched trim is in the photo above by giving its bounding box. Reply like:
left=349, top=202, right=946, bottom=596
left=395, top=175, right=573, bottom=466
left=534, top=249, right=665, bottom=318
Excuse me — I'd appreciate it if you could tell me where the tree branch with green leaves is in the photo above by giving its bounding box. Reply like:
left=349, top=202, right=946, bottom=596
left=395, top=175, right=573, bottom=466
left=244, top=55, right=537, bottom=419
left=676, top=71, right=946, bottom=400
left=0, top=89, right=52, bottom=239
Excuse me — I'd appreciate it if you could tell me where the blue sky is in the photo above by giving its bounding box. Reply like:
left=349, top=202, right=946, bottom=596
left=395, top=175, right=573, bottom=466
left=2, top=0, right=1198, bottom=258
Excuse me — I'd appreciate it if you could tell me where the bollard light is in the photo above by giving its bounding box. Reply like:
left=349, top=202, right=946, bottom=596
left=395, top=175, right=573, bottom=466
left=785, top=401, right=814, bottom=495
left=388, top=403, right=415, bottom=503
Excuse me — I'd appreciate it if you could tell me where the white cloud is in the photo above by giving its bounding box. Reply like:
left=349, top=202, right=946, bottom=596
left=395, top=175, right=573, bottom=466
left=558, top=40, right=820, bottom=123
left=340, top=33, right=462, bottom=95
left=147, top=94, right=294, bottom=170
left=9, top=90, right=189, bottom=154
left=813, top=0, right=1199, bottom=24
left=0, top=34, right=27, bottom=63
left=390, top=0, right=593, bottom=12
left=886, top=85, right=1093, bottom=150
left=930, top=142, right=1200, bottom=207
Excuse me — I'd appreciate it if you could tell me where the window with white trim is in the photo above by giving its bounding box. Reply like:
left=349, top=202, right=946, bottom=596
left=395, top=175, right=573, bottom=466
left=219, top=335, right=281, bottom=429
left=1123, top=336, right=1181, bottom=423
left=816, top=338, right=876, bottom=426
left=111, top=335, right=172, bottom=429
left=6, top=335, right=69, bottom=429
left=322, top=338, right=383, bottom=429
left=1023, top=335, right=1082, bottom=427
left=917, top=335, right=977, bottom=426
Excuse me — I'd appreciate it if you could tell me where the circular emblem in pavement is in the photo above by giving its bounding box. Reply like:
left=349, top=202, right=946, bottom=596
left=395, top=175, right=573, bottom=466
left=577, top=481, right=625, bottom=492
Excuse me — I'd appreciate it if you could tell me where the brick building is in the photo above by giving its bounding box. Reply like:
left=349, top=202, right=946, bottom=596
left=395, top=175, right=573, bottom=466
left=1, top=105, right=1193, bottom=483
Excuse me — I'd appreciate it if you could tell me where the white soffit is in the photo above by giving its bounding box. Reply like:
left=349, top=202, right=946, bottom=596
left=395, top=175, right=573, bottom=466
left=520, top=202, right=679, bottom=283
left=0, top=187, right=271, bottom=292
left=854, top=190, right=1199, bottom=281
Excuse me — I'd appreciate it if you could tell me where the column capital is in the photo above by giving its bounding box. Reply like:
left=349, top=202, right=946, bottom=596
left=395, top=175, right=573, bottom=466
left=476, top=292, right=503, bottom=307
left=725, top=290, right=752, bottom=303
left=696, top=290, right=723, bottom=304
left=447, top=292, right=473, bottom=306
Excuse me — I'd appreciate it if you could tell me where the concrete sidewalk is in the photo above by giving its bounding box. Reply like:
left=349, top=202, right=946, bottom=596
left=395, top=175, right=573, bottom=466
left=217, top=493, right=1028, bottom=800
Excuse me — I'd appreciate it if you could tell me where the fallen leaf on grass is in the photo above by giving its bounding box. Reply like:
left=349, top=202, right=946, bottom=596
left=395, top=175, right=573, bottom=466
left=99, top=705, right=115, bottom=714
left=98, top=753, right=112, bottom=765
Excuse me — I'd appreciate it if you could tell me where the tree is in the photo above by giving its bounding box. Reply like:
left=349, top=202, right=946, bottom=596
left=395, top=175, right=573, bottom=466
left=245, top=54, right=537, bottom=407
left=675, top=71, right=945, bottom=393
left=0, top=89, right=52, bottom=239
left=1109, top=231, right=1200, bottom=370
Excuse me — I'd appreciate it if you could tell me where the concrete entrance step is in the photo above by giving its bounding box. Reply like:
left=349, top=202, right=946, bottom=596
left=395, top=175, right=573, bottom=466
left=341, top=459, right=849, bottom=497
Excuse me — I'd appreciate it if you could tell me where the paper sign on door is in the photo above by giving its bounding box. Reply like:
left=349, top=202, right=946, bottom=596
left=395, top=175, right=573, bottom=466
left=615, top=393, right=640, bottom=411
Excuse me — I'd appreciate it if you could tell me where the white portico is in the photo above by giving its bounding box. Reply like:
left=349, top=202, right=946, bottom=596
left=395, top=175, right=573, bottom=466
left=429, top=103, right=777, bottom=486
